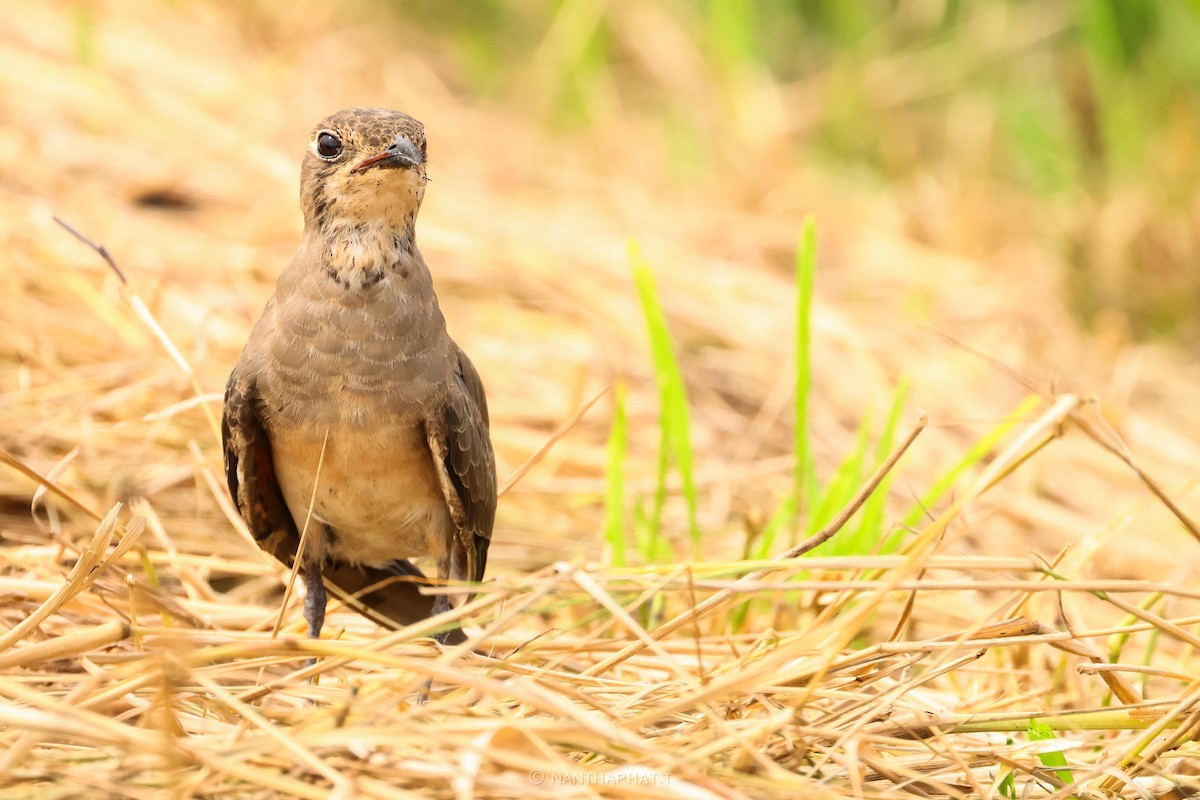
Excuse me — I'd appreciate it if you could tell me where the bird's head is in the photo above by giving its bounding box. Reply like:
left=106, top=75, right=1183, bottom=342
left=299, top=107, right=429, bottom=233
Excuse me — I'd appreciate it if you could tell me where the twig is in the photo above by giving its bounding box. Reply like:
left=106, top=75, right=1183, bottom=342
left=54, top=216, right=221, bottom=440
left=499, top=383, right=611, bottom=496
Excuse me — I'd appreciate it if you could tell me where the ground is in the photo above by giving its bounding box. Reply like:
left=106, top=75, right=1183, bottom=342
left=1, top=3, right=1199, bottom=798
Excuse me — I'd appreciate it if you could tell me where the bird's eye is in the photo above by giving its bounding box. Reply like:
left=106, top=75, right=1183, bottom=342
left=316, top=132, right=342, bottom=159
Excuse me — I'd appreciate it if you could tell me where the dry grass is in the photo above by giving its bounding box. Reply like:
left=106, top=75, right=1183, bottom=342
left=2, top=2, right=1200, bottom=798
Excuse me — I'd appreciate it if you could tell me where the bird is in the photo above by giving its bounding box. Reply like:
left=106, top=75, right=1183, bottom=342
left=221, top=107, right=496, bottom=646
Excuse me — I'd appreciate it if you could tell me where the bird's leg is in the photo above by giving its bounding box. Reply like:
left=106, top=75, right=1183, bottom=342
left=414, top=564, right=452, bottom=703
left=302, top=537, right=327, bottom=640
left=430, top=591, right=455, bottom=646
left=430, top=591, right=452, bottom=620
left=430, top=556, right=459, bottom=646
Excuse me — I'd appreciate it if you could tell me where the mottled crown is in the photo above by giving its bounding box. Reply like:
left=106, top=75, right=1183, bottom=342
left=311, top=108, right=425, bottom=155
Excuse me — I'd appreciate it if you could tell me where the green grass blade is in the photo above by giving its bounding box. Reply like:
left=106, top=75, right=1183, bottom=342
left=855, top=379, right=910, bottom=552
left=1027, top=718, right=1075, bottom=791
left=733, top=495, right=797, bottom=632
left=603, top=379, right=629, bottom=567
left=751, top=496, right=797, bottom=562
left=630, top=241, right=700, bottom=558
left=792, top=215, right=820, bottom=551
left=793, top=217, right=816, bottom=544
left=998, top=767, right=1017, bottom=800
left=805, top=418, right=870, bottom=552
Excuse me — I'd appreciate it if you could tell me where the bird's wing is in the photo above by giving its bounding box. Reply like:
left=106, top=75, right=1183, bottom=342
left=222, top=361, right=444, bottom=632
left=221, top=363, right=300, bottom=566
left=425, top=344, right=497, bottom=584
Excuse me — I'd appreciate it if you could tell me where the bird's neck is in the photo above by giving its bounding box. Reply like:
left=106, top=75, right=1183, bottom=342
left=308, top=213, right=422, bottom=291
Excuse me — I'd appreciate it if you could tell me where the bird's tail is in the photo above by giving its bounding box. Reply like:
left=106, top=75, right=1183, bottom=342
left=322, top=559, right=467, bottom=645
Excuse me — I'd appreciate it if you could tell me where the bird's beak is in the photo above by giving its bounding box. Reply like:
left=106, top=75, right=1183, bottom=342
left=354, top=135, right=424, bottom=173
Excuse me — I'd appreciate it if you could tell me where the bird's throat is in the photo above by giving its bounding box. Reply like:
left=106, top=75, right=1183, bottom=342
left=314, top=217, right=420, bottom=292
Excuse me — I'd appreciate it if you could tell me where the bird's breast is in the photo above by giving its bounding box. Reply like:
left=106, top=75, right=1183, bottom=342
left=249, top=233, right=459, bottom=565
left=270, top=419, right=453, bottom=567
left=260, top=275, right=453, bottom=425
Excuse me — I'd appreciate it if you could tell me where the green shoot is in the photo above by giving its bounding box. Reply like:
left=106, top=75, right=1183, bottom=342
left=1027, top=718, right=1075, bottom=792
left=631, top=241, right=700, bottom=559
left=793, top=217, right=816, bottom=542
left=603, top=380, right=629, bottom=567
left=854, top=380, right=910, bottom=551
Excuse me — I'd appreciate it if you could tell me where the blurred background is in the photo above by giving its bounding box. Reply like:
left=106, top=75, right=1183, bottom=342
left=3, top=0, right=1200, bottom=602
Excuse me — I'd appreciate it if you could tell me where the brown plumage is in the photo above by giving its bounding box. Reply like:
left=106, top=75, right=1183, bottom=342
left=221, top=108, right=496, bottom=644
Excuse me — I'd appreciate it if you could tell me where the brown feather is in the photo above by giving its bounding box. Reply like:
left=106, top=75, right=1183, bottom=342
left=220, top=108, right=495, bottom=644
left=425, top=345, right=497, bottom=586
left=222, top=367, right=470, bottom=644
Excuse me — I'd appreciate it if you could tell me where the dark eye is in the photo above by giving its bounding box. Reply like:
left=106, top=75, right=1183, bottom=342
left=316, top=132, right=342, bottom=159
